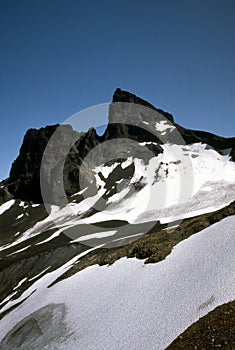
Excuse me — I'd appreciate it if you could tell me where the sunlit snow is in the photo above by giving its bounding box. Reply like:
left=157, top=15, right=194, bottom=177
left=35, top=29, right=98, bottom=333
left=0, top=199, right=15, bottom=215
left=0, top=216, right=234, bottom=350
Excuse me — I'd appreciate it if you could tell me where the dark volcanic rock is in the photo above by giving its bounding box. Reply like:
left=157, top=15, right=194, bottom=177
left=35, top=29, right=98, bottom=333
left=176, top=124, right=235, bottom=151
left=8, top=125, right=60, bottom=203
left=111, top=89, right=234, bottom=151
left=0, top=186, right=13, bottom=205
left=64, top=127, right=101, bottom=197
left=112, top=88, right=175, bottom=123
left=167, top=300, right=235, bottom=349
left=103, top=88, right=173, bottom=147
left=230, top=148, right=235, bottom=161
left=4, top=88, right=235, bottom=204
left=6, top=125, right=100, bottom=203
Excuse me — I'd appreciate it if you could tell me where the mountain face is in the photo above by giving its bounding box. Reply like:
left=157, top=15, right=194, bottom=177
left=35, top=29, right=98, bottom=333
left=4, top=88, right=235, bottom=204
left=0, top=89, right=234, bottom=349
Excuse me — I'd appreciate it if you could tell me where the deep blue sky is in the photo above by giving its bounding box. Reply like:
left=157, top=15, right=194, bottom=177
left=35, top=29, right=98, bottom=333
left=0, top=0, right=235, bottom=179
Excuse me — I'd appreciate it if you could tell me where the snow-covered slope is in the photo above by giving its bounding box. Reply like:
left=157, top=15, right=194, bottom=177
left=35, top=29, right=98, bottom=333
left=0, top=140, right=234, bottom=253
left=0, top=216, right=234, bottom=350
left=82, top=142, right=235, bottom=225
left=0, top=89, right=234, bottom=349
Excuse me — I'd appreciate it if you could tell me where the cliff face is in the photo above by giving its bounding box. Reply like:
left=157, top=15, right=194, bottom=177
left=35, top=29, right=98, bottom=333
left=8, top=125, right=60, bottom=202
left=3, top=88, right=235, bottom=203
left=7, top=124, right=100, bottom=203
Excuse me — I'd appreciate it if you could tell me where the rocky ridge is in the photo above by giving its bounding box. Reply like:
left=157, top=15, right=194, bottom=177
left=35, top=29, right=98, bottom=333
left=2, top=88, right=235, bottom=204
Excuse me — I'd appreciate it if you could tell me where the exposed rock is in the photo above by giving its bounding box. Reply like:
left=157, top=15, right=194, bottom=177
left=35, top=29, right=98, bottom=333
left=230, top=147, right=235, bottom=161
left=8, top=125, right=61, bottom=203
left=176, top=124, right=235, bottom=151
left=167, top=300, right=235, bottom=349
left=3, top=89, right=235, bottom=204
left=112, top=88, right=175, bottom=123
left=0, top=186, right=13, bottom=205
left=49, top=201, right=235, bottom=286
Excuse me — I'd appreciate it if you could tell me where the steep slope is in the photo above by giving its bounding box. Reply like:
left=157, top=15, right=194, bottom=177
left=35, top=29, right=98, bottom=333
left=167, top=299, right=235, bottom=349
left=0, top=216, right=234, bottom=350
left=0, top=89, right=234, bottom=349
left=3, top=88, right=235, bottom=204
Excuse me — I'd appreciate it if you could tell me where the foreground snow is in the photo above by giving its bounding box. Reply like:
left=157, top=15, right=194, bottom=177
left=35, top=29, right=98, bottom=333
left=0, top=216, right=234, bottom=349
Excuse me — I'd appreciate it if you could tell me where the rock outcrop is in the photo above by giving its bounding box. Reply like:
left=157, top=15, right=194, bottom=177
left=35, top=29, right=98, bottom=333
left=3, top=88, right=235, bottom=203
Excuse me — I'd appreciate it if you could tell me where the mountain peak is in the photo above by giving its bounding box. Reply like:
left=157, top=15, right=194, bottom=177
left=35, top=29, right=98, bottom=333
left=1, top=89, right=234, bottom=204
left=112, top=88, right=175, bottom=123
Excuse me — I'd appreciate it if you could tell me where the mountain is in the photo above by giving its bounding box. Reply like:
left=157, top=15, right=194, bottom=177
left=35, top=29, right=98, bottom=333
left=0, top=89, right=234, bottom=349
left=4, top=88, right=235, bottom=204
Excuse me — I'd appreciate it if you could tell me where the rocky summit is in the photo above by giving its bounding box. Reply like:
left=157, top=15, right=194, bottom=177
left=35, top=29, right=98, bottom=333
left=2, top=89, right=235, bottom=204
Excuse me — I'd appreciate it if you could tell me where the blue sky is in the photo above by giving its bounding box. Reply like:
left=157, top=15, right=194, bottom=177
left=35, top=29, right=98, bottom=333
left=0, top=0, right=234, bottom=179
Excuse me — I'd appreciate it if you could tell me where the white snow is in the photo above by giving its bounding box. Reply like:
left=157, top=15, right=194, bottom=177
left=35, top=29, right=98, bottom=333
left=121, top=157, right=133, bottom=169
left=137, top=180, right=235, bottom=224
left=72, top=230, right=117, bottom=242
left=34, top=230, right=62, bottom=245
left=19, top=201, right=28, bottom=209
left=155, top=120, right=175, bottom=134
left=0, top=245, right=106, bottom=315
left=82, top=142, right=235, bottom=225
left=0, top=204, right=72, bottom=251
left=28, top=267, right=51, bottom=281
left=94, top=162, right=119, bottom=178
left=139, top=141, right=159, bottom=146
left=13, top=278, right=27, bottom=290
left=0, top=291, right=17, bottom=308
left=0, top=216, right=234, bottom=349
left=106, top=187, right=130, bottom=204
left=17, top=144, right=234, bottom=247
left=7, top=245, right=30, bottom=256
left=0, top=199, right=15, bottom=215
left=16, top=213, right=24, bottom=220
left=0, top=142, right=234, bottom=252
left=71, top=187, right=88, bottom=197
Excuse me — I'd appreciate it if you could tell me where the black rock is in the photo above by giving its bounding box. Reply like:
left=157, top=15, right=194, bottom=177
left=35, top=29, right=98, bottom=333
left=3, top=88, right=235, bottom=204
left=112, top=88, right=175, bottom=123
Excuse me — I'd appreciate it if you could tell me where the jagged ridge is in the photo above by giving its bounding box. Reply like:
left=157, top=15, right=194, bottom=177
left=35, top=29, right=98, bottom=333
left=2, top=88, right=235, bottom=204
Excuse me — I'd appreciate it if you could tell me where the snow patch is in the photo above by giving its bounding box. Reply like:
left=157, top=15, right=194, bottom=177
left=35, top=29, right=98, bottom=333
left=72, top=230, right=117, bottom=242
left=155, top=120, right=175, bottom=134
left=0, top=217, right=234, bottom=349
left=16, top=213, right=24, bottom=220
left=0, top=199, right=15, bottom=215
